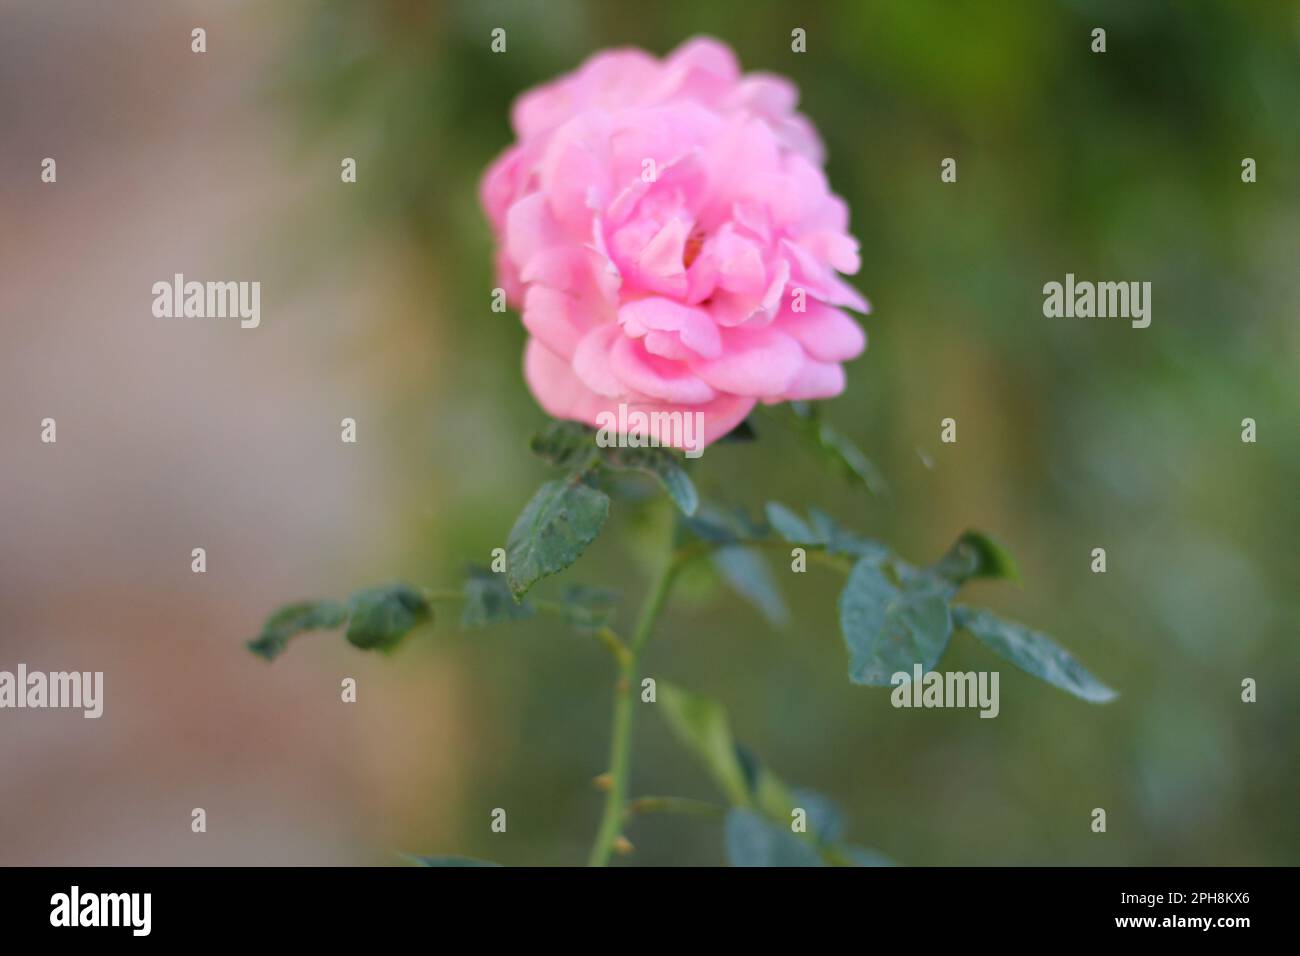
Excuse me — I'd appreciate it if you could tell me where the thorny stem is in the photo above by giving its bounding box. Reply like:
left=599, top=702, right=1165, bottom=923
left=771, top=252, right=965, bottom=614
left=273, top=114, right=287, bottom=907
left=430, top=533, right=851, bottom=867
left=586, top=534, right=856, bottom=866
left=586, top=549, right=686, bottom=866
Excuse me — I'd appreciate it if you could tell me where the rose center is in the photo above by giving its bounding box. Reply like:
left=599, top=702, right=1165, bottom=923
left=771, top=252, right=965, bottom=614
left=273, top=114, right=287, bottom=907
left=682, top=228, right=706, bottom=270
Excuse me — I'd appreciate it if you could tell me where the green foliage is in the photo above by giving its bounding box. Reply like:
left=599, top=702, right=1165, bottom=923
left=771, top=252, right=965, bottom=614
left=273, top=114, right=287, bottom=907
left=344, top=583, right=432, bottom=652
left=954, top=606, right=1117, bottom=703
left=732, top=745, right=804, bottom=827
left=700, top=499, right=1110, bottom=700
left=462, top=567, right=616, bottom=634
left=676, top=503, right=791, bottom=622
left=724, top=791, right=890, bottom=867
left=807, top=506, right=890, bottom=560
left=793, top=788, right=846, bottom=845
left=764, top=501, right=817, bottom=543
left=660, top=683, right=891, bottom=866
left=248, top=586, right=430, bottom=660
left=246, top=600, right=347, bottom=661
left=832, top=531, right=1109, bottom=700
left=509, top=418, right=708, bottom=598
left=505, top=476, right=610, bottom=600
left=765, top=500, right=888, bottom=559
left=599, top=443, right=699, bottom=516
left=657, top=683, right=751, bottom=806
left=930, top=530, right=1021, bottom=591
left=677, top=501, right=757, bottom=547
left=461, top=567, right=534, bottom=629
left=712, top=546, right=788, bottom=626
left=839, top=560, right=953, bottom=686
left=725, top=809, right=824, bottom=867
left=735, top=508, right=1102, bottom=698
left=529, top=419, right=600, bottom=471
left=530, top=419, right=698, bottom=516
left=678, top=512, right=741, bottom=545
left=247, top=418, right=1115, bottom=869
left=556, top=584, right=618, bottom=632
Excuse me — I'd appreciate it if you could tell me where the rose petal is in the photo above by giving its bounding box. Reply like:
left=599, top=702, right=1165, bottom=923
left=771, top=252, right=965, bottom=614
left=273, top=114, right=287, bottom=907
left=782, top=356, right=846, bottom=400
left=571, top=323, right=625, bottom=397
left=778, top=302, right=866, bottom=362
left=524, top=338, right=755, bottom=449
left=689, top=326, right=803, bottom=396
left=505, top=193, right=563, bottom=273
left=618, top=297, right=722, bottom=358
left=521, top=285, right=601, bottom=360
left=610, top=336, right=716, bottom=404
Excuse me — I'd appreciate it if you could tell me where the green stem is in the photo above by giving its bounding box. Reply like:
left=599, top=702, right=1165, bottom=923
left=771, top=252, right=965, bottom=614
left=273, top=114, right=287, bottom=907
left=587, top=551, right=684, bottom=866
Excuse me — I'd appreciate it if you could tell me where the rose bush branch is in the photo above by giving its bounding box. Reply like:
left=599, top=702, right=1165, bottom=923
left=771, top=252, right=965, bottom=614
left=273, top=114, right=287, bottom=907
left=245, top=419, right=1116, bottom=866
left=588, top=549, right=685, bottom=866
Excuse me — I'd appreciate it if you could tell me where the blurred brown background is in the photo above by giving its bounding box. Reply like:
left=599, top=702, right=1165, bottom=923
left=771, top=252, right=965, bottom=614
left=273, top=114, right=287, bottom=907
left=0, top=0, right=467, bottom=864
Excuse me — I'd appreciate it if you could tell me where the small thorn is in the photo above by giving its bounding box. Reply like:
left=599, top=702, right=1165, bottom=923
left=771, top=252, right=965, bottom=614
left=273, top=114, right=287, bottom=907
left=612, top=835, right=634, bottom=856
left=592, top=773, right=613, bottom=791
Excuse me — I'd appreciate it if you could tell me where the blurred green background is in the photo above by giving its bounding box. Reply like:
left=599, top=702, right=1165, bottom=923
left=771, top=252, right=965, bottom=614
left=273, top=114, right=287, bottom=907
left=269, top=0, right=1299, bottom=865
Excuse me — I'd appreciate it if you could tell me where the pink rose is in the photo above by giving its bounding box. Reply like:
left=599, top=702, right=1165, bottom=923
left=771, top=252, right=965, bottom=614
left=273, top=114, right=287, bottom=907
left=481, top=36, right=868, bottom=452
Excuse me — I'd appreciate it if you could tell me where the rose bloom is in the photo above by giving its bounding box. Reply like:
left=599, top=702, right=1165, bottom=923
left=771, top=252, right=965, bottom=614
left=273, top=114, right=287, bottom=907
left=481, top=37, right=868, bottom=451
